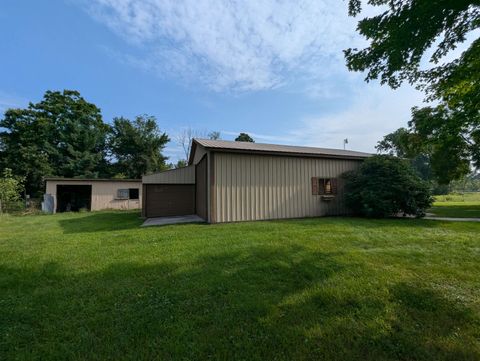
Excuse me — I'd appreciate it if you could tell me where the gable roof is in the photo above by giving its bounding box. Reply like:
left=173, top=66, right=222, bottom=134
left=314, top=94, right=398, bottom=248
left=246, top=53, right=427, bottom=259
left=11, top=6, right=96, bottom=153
left=189, top=138, right=371, bottom=163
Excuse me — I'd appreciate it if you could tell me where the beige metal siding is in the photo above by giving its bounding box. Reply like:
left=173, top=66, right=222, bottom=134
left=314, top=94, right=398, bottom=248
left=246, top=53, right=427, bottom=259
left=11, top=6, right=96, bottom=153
left=45, top=180, right=142, bottom=213
left=142, top=165, right=195, bottom=184
left=192, top=145, right=207, bottom=165
left=213, top=153, right=362, bottom=223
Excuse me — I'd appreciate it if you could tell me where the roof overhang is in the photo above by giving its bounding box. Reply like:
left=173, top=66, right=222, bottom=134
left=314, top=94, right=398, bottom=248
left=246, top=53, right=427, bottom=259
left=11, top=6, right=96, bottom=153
left=188, top=138, right=371, bottom=163
left=44, top=178, right=141, bottom=182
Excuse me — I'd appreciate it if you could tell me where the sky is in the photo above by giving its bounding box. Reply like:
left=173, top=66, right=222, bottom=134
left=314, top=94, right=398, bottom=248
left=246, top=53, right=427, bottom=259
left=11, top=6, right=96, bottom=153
left=0, top=0, right=430, bottom=162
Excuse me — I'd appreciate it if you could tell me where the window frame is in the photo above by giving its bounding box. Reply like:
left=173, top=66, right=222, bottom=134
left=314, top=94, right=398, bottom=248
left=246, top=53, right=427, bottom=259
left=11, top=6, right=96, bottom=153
left=117, top=188, right=129, bottom=200
left=311, top=177, right=338, bottom=195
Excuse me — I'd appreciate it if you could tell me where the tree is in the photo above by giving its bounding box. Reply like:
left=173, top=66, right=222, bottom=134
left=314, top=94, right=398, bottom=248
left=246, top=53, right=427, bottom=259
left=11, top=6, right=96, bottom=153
left=377, top=127, right=433, bottom=180
left=235, top=133, right=255, bottom=142
left=208, top=131, right=221, bottom=140
left=176, top=128, right=200, bottom=160
left=0, top=168, right=25, bottom=213
left=109, top=115, right=170, bottom=179
left=176, top=128, right=220, bottom=164
left=343, top=155, right=433, bottom=218
left=174, top=159, right=188, bottom=168
left=0, top=90, right=110, bottom=195
left=345, top=0, right=480, bottom=183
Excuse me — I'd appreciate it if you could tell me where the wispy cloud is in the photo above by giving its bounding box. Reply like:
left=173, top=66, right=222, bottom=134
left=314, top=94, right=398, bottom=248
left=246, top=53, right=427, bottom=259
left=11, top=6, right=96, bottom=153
left=221, top=84, right=425, bottom=152
left=285, top=85, right=425, bottom=152
left=82, top=0, right=362, bottom=92
left=0, top=91, right=26, bottom=114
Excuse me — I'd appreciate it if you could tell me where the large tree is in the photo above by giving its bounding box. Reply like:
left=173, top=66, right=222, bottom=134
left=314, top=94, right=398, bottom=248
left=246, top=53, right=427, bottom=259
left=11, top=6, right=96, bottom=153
left=109, top=115, right=170, bottom=178
left=0, top=90, right=110, bottom=195
left=345, top=0, right=480, bottom=183
left=235, top=133, right=255, bottom=142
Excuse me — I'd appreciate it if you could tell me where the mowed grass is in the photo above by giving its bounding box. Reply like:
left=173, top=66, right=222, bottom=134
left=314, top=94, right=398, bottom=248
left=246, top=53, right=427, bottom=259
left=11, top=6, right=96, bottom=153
left=1, top=212, right=479, bottom=360
left=429, top=193, right=480, bottom=218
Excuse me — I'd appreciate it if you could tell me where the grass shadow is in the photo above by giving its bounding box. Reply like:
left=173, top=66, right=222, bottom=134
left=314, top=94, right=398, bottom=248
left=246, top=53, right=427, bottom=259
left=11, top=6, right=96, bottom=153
left=58, top=211, right=143, bottom=234
left=1, top=244, right=479, bottom=360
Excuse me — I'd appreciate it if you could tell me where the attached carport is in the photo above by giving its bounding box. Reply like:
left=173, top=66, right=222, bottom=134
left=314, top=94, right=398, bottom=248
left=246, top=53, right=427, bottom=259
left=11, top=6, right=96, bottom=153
left=142, top=161, right=207, bottom=220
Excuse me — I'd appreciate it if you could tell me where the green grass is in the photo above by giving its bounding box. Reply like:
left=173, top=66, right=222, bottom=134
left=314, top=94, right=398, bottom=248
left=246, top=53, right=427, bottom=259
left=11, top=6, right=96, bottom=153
left=429, top=193, right=480, bottom=218
left=1, top=211, right=479, bottom=360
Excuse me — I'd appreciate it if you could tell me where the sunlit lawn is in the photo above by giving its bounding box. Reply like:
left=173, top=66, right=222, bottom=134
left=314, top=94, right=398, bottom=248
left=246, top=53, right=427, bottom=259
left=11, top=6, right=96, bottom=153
left=429, top=193, right=480, bottom=218
left=1, top=211, right=479, bottom=360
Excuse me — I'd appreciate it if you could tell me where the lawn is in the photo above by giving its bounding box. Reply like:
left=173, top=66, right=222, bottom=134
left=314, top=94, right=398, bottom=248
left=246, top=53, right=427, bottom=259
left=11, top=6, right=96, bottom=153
left=1, top=212, right=479, bottom=360
left=429, top=193, right=480, bottom=218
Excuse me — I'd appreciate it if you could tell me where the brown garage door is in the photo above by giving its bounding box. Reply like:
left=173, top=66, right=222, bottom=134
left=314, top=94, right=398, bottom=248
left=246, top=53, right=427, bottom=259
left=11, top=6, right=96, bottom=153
left=144, top=184, right=195, bottom=217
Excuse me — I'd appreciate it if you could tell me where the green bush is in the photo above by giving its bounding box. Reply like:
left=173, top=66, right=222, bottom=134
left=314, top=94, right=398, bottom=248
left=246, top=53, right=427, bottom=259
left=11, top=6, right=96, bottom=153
left=343, top=155, right=433, bottom=218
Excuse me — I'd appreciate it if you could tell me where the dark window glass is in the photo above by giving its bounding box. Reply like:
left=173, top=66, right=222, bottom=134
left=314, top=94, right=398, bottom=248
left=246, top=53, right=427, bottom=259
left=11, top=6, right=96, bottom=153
left=129, top=188, right=139, bottom=200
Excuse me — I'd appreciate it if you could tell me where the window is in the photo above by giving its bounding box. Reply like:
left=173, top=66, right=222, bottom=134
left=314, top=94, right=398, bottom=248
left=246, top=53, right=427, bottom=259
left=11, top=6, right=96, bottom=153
left=311, top=177, right=337, bottom=195
left=117, top=189, right=129, bottom=199
left=117, top=188, right=139, bottom=200
left=129, top=188, right=139, bottom=200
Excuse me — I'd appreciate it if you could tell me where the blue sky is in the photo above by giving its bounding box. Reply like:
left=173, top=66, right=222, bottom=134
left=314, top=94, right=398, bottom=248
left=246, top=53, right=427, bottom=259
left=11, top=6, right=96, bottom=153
left=0, top=0, right=427, bottom=162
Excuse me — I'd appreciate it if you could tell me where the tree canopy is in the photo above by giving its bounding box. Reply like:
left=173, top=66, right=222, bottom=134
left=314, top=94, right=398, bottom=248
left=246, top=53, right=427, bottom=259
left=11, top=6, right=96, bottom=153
left=346, top=0, right=480, bottom=183
left=0, top=90, right=110, bottom=195
left=235, top=133, right=255, bottom=142
left=0, top=90, right=170, bottom=195
left=109, top=115, right=169, bottom=179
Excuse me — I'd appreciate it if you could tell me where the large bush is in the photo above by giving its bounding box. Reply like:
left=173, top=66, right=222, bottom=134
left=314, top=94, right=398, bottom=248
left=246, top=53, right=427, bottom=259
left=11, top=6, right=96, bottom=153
left=0, top=168, right=25, bottom=213
left=343, top=155, right=433, bottom=218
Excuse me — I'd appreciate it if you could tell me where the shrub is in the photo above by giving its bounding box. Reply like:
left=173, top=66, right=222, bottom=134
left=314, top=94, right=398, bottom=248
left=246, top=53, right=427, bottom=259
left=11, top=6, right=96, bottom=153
left=343, top=155, right=433, bottom=218
left=0, top=168, right=25, bottom=214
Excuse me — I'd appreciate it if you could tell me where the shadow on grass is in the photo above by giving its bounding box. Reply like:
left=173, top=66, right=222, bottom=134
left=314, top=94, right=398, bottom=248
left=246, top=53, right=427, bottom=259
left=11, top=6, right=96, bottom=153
left=2, top=244, right=479, bottom=360
left=58, top=211, right=143, bottom=234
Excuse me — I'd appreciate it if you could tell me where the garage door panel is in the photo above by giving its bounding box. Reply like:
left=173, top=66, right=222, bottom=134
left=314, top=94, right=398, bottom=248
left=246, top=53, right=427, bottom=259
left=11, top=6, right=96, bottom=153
left=145, top=184, right=195, bottom=217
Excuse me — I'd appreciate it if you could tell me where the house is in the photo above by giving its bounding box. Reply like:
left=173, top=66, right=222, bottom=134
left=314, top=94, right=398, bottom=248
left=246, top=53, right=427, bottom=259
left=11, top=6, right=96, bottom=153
left=44, top=178, right=142, bottom=213
left=142, top=139, right=371, bottom=223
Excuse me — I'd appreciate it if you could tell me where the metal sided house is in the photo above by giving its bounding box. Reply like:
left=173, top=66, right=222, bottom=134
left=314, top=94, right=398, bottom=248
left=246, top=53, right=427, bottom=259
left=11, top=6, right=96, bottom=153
left=142, top=139, right=371, bottom=223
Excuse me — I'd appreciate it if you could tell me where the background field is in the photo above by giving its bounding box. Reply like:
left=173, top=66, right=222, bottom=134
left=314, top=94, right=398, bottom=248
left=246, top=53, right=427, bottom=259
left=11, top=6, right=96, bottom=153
left=1, top=211, right=479, bottom=360
left=429, top=193, right=480, bottom=218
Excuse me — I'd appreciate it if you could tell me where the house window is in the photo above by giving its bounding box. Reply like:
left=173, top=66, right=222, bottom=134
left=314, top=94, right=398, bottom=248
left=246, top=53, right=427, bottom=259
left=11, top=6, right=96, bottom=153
left=117, top=188, right=139, bottom=200
left=117, top=189, right=129, bottom=199
left=129, top=188, right=139, bottom=200
left=311, top=177, right=338, bottom=195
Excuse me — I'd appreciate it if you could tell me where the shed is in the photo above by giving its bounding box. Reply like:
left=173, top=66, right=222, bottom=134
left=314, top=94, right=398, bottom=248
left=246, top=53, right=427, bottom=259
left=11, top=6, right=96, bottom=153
left=44, top=178, right=142, bottom=213
left=142, top=139, right=371, bottom=223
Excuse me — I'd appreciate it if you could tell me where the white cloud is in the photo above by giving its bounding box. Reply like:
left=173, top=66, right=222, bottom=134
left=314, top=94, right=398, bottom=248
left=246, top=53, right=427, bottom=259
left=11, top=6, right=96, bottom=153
left=285, top=85, right=425, bottom=152
left=220, top=84, right=426, bottom=153
left=83, top=0, right=363, bottom=92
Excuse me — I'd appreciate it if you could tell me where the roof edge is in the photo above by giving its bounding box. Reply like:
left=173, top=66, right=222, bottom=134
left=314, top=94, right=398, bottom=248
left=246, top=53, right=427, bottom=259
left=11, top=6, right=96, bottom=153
left=207, top=148, right=371, bottom=160
left=191, top=138, right=372, bottom=160
left=44, top=177, right=141, bottom=182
